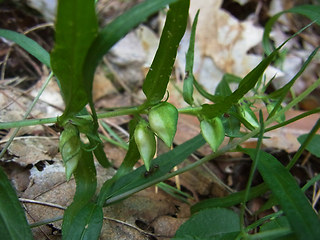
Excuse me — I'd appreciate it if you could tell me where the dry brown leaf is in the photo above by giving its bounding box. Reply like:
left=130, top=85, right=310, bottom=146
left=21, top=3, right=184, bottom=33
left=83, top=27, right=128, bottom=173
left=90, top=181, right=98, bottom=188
left=177, top=0, right=281, bottom=93
left=1, top=137, right=59, bottom=166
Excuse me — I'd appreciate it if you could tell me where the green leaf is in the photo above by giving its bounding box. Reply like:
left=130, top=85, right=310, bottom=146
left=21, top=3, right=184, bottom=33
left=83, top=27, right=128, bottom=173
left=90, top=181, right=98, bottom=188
left=93, top=143, right=111, bottom=168
left=97, top=119, right=140, bottom=206
left=174, top=208, right=240, bottom=240
left=259, top=216, right=297, bottom=240
left=193, top=73, right=241, bottom=104
left=215, top=75, right=233, bottom=97
left=83, top=0, right=179, bottom=102
left=298, top=134, right=320, bottom=158
left=238, top=101, right=259, bottom=129
left=201, top=49, right=278, bottom=119
left=62, top=149, right=98, bottom=239
left=243, top=148, right=320, bottom=240
left=71, top=117, right=111, bottom=168
left=0, top=28, right=50, bottom=67
left=263, top=5, right=320, bottom=55
left=183, top=10, right=199, bottom=105
left=100, top=134, right=206, bottom=206
left=63, top=202, right=102, bottom=240
left=51, top=0, right=98, bottom=121
left=142, top=0, right=189, bottom=104
left=0, top=167, right=33, bottom=240
left=193, top=79, right=224, bottom=103
left=268, top=47, right=319, bottom=120
left=191, top=183, right=268, bottom=214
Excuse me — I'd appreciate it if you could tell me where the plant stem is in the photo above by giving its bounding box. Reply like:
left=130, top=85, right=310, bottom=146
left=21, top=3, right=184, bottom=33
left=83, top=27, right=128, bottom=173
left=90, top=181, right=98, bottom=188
left=0, top=72, right=53, bottom=159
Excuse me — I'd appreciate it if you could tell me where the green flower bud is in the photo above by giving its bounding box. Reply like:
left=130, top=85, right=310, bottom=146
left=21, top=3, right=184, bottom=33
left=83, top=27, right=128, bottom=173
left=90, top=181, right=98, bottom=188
left=240, top=104, right=259, bottom=129
left=200, top=117, right=225, bottom=152
left=59, top=123, right=81, bottom=181
left=134, top=120, right=156, bottom=171
left=148, top=102, right=178, bottom=147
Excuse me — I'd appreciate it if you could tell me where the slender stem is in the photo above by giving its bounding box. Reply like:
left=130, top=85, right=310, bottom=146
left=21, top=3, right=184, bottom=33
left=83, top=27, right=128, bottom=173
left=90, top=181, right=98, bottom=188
left=0, top=103, right=201, bottom=130
left=0, top=72, right=53, bottom=159
left=240, top=111, right=265, bottom=230
left=29, top=216, right=63, bottom=228
left=265, top=108, right=320, bottom=132
left=286, top=118, right=320, bottom=170
left=247, top=228, right=292, bottom=240
left=265, top=77, right=320, bottom=127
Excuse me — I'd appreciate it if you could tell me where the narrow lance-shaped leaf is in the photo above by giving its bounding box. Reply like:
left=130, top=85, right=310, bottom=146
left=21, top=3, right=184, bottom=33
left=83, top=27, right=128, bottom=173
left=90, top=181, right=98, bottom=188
left=243, top=148, right=320, bottom=240
left=267, top=46, right=319, bottom=120
left=51, top=0, right=98, bottom=121
left=263, top=5, right=320, bottom=55
left=201, top=24, right=304, bottom=120
left=0, top=167, right=33, bottom=240
left=191, top=183, right=268, bottom=214
left=143, top=0, right=189, bottom=104
left=0, top=28, right=50, bottom=67
left=83, top=0, right=180, bottom=103
left=97, top=119, right=140, bottom=206
left=62, top=149, right=98, bottom=239
left=103, top=134, right=206, bottom=206
left=183, top=10, right=199, bottom=105
left=201, top=49, right=278, bottom=119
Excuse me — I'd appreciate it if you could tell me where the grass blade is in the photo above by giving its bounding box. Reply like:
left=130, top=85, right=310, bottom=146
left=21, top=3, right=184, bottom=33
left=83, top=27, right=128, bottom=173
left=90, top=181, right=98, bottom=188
left=0, top=28, right=50, bottom=67
left=243, top=148, right=320, bottom=240
left=143, top=0, right=189, bottom=104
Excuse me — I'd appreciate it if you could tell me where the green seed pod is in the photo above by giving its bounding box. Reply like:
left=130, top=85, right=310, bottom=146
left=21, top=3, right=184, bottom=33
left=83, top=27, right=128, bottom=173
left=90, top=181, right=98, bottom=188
left=200, top=117, right=225, bottom=152
left=134, top=120, right=156, bottom=171
left=59, top=123, right=81, bottom=181
left=148, top=102, right=178, bottom=147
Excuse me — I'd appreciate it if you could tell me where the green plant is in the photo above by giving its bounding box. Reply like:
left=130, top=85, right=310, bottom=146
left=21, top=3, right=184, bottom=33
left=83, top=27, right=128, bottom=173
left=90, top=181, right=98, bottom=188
left=0, top=0, right=320, bottom=239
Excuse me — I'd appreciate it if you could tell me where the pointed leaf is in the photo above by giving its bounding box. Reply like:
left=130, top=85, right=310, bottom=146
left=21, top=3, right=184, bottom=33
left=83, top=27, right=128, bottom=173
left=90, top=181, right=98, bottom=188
left=0, top=167, right=33, bottom=240
left=51, top=0, right=98, bottom=120
left=183, top=10, right=199, bottom=105
left=83, top=0, right=180, bottom=101
left=63, top=202, right=102, bottom=240
left=0, top=28, right=50, bottom=67
left=263, top=5, right=320, bottom=55
left=260, top=216, right=297, bottom=240
left=174, top=208, right=240, bottom=240
left=100, top=134, right=206, bottom=205
left=191, top=183, right=268, bottom=214
left=201, top=49, right=278, bottom=119
left=143, top=0, right=189, bottom=104
left=297, top=134, right=320, bottom=158
left=62, top=149, right=98, bottom=238
left=243, top=148, right=320, bottom=240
